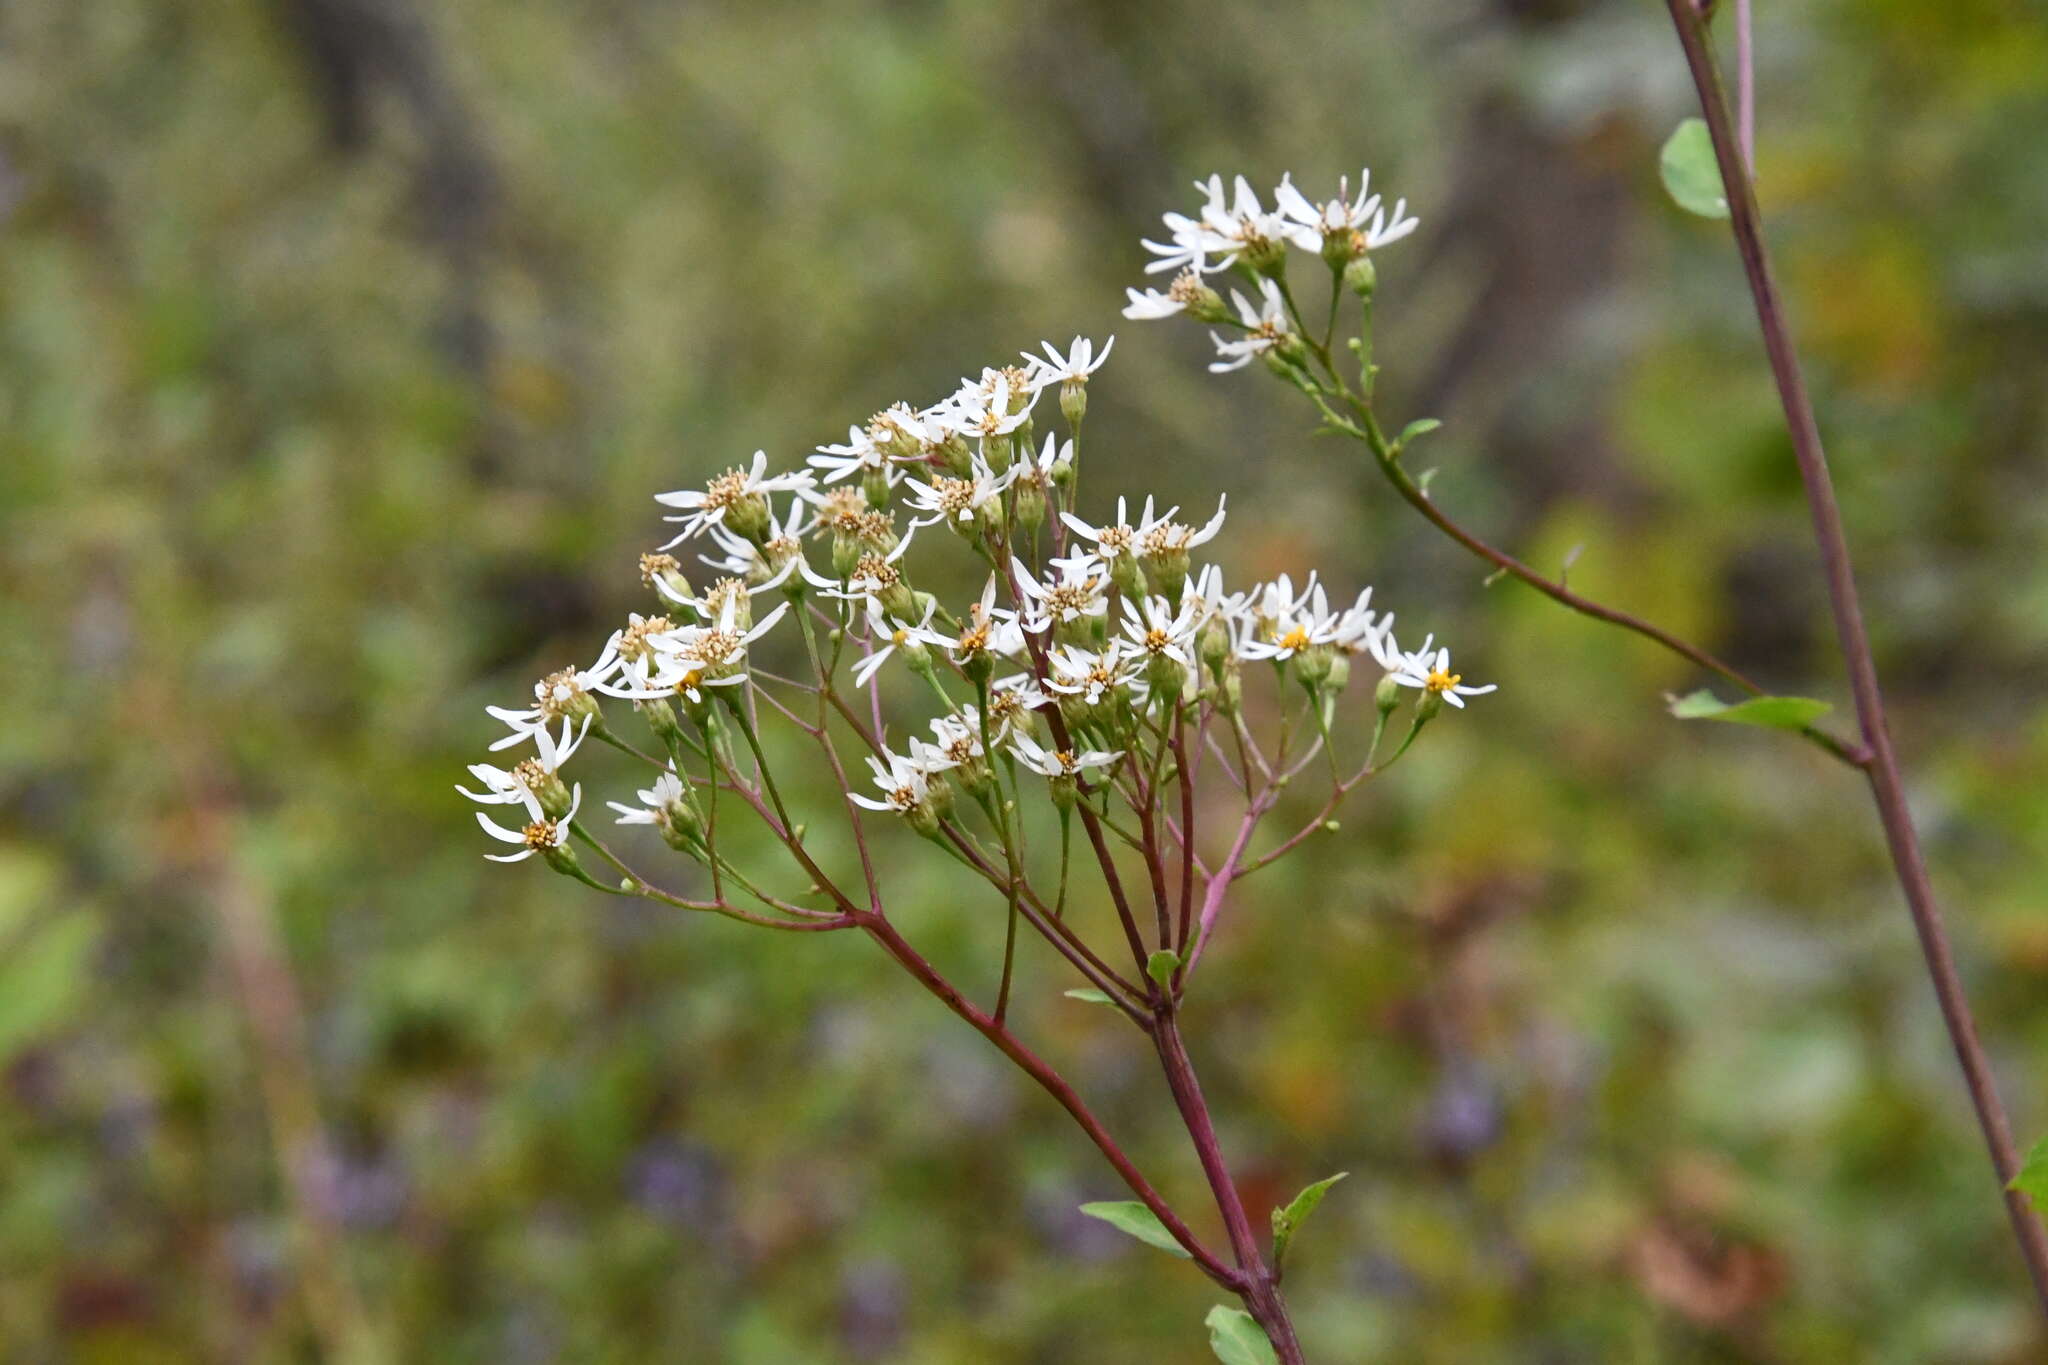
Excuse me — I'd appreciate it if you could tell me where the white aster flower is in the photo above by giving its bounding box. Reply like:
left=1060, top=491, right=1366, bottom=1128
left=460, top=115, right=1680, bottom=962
left=591, top=613, right=692, bottom=699
left=1043, top=643, right=1140, bottom=707
left=902, top=455, right=1016, bottom=529
left=1119, top=593, right=1201, bottom=667
left=1024, top=335, right=1114, bottom=391
left=1384, top=639, right=1496, bottom=708
left=1239, top=573, right=1343, bottom=662
left=1010, top=732, right=1122, bottom=779
left=1135, top=495, right=1227, bottom=561
left=458, top=714, right=590, bottom=806
left=1272, top=169, right=1382, bottom=251
left=475, top=784, right=581, bottom=863
left=850, top=600, right=950, bottom=689
left=654, top=451, right=817, bottom=544
left=487, top=663, right=610, bottom=744
left=1208, top=279, right=1294, bottom=374
left=648, top=590, right=788, bottom=697
left=983, top=673, right=1049, bottom=738
left=608, top=769, right=687, bottom=825
left=1060, top=494, right=1156, bottom=562
left=1011, top=550, right=1108, bottom=633
left=849, top=746, right=944, bottom=814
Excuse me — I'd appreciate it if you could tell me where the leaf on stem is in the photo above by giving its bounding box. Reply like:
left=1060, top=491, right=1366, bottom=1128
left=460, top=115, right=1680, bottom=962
left=1270, top=1171, right=1348, bottom=1270
left=1396, top=417, right=1441, bottom=449
left=2010, top=1136, right=2048, bottom=1205
left=1146, top=949, right=1181, bottom=991
left=1204, top=1305, right=1280, bottom=1365
left=1077, top=1200, right=1191, bottom=1258
left=1668, top=689, right=1831, bottom=731
left=1063, top=987, right=1116, bottom=1006
left=1660, top=117, right=1731, bottom=219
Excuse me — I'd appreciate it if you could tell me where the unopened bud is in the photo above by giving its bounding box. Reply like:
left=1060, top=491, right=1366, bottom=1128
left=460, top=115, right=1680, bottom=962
left=1375, top=673, right=1403, bottom=715
left=1059, top=379, right=1087, bottom=427
left=637, top=697, right=685, bottom=748
left=1294, top=644, right=1334, bottom=689
left=1049, top=772, right=1079, bottom=810
left=1342, top=253, right=1378, bottom=300
left=1014, top=477, right=1047, bottom=533
left=1110, top=555, right=1146, bottom=599
left=862, top=465, right=892, bottom=511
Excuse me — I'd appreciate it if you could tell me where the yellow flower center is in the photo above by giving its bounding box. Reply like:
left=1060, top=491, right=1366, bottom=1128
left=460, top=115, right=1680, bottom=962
left=1278, top=625, right=1311, bottom=652
left=1425, top=668, right=1460, bottom=694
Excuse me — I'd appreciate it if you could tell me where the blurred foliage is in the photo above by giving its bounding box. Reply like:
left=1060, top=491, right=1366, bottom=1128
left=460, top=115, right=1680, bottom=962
left=3, top=0, right=2048, bottom=1360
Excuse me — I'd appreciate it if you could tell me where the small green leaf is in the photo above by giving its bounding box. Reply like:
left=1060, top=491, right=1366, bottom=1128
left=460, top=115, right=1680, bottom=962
left=1078, top=1201, right=1190, bottom=1258
left=1669, top=689, right=1831, bottom=732
left=1146, top=949, right=1181, bottom=990
left=1660, top=117, right=1731, bottom=219
left=1063, top=987, right=1115, bottom=1006
left=0, top=911, right=98, bottom=1060
left=1204, top=1305, right=1280, bottom=1365
left=2010, top=1136, right=2048, bottom=1205
left=1415, top=467, right=1439, bottom=496
left=1270, top=1171, right=1348, bottom=1269
left=1397, top=417, right=1441, bottom=448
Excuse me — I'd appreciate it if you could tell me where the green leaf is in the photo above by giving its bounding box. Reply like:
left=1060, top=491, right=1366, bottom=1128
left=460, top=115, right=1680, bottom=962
left=1397, top=417, right=1441, bottom=448
left=1669, top=689, right=1832, bottom=732
left=1077, top=1201, right=1190, bottom=1258
left=1146, top=949, right=1180, bottom=990
left=2010, top=1136, right=2048, bottom=1205
left=0, top=911, right=99, bottom=1060
left=1204, top=1306, right=1280, bottom=1365
left=1270, top=1171, right=1348, bottom=1269
left=1063, top=987, right=1115, bottom=1006
left=1659, top=117, right=1731, bottom=219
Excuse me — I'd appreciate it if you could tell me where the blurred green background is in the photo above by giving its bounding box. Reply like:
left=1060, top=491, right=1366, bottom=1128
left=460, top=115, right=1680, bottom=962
left=5, top=1, right=2048, bottom=1360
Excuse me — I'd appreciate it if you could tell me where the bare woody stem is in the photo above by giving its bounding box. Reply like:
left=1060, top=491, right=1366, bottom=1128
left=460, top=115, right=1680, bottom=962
left=1663, top=0, right=2048, bottom=1312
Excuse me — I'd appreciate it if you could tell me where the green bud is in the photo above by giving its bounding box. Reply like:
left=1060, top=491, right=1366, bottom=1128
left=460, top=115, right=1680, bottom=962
left=1059, top=379, right=1087, bottom=427
left=961, top=646, right=995, bottom=686
left=879, top=578, right=919, bottom=621
left=540, top=842, right=584, bottom=878
left=1294, top=644, right=1334, bottom=689
left=1110, top=554, right=1146, bottom=599
left=1375, top=673, right=1403, bottom=715
left=1014, top=477, right=1047, bottom=533
left=658, top=796, right=705, bottom=855
left=1199, top=617, right=1231, bottom=677
left=1051, top=450, right=1077, bottom=488
left=1416, top=688, right=1444, bottom=724
left=1326, top=651, right=1351, bottom=694
left=862, top=464, right=892, bottom=511
left=833, top=533, right=863, bottom=579
left=636, top=697, right=685, bottom=748
left=1048, top=772, right=1079, bottom=810
left=1321, top=228, right=1356, bottom=273
left=1145, top=653, right=1187, bottom=707
left=1343, top=253, right=1378, bottom=300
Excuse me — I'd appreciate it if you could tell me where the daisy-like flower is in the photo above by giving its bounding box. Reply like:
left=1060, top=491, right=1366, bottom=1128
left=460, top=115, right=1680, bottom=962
left=943, top=367, right=1037, bottom=445
left=926, top=711, right=987, bottom=767
left=1119, top=593, right=1202, bottom=668
left=1272, top=169, right=1382, bottom=252
left=1023, top=335, right=1114, bottom=392
left=850, top=600, right=950, bottom=689
left=1239, top=573, right=1343, bottom=662
left=1010, top=732, right=1122, bottom=780
left=951, top=577, right=1027, bottom=666
left=475, top=784, right=581, bottom=864
left=591, top=613, right=692, bottom=699
left=984, top=673, right=1049, bottom=739
left=1331, top=586, right=1391, bottom=660
left=1384, top=638, right=1496, bottom=708
left=1357, top=195, right=1420, bottom=252
left=1141, top=176, right=1235, bottom=276
left=1209, top=279, right=1295, bottom=374
left=849, top=746, right=946, bottom=815
left=814, top=541, right=914, bottom=614
left=697, top=496, right=808, bottom=590
left=608, top=768, right=688, bottom=826
left=1189, top=173, right=1291, bottom=271
left=459, top=714, right=590, bottom=809
left=1043, top=643, right=1139, bottom=707
left=902, top=456, right=1016, bottom=530
left=1011, top=551, right=1108, bottom=634
left=1060, top=494, right=1157, bottom=563
left=810, top=411, right=922, bottom=488
left=487, top=662, right=612, bottom=744
left=1123, top=268, right=1223, bottom=322
left=655, top=451, right=816, bottom=545
left=648, top=591, right=788, bottom=700
left=1135, top=496, right=1228, bottom=581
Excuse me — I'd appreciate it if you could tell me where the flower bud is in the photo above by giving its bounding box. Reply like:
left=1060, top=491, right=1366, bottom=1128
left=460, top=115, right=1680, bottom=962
left=862, top=465, right=892, bottom=511
left=1375, top=673, right=1403, bottom=715
left=723, top=492, right=773, bottom=544
left=1059, top=379, right=1087, bottom=427
left=1199, top=617, right=1231, bottom=678
left=879, top=578, right=919, bottom=621
left=1343, top=253, right=1377, bottom=300
left=1416, top=688, right=1444, bottom=723
left=1326, top=651, right=1351, bottom=694
left=938, top=433, right=974, bottom=477
left=833, top=532, right=863, bottom=579
left=1294, top=644, right=1334, bottom=689
left=1048, top=772, right=1079, bottom=810
left=1244, top=235, right=1289, bottom=277
left=1145, top=653, right=1187, bottom=706
left=961, top=646, right=995, bottom=686
left=1014, top=477, right=1047, bottom=534
left=637, top=697, right=685, bottom=749
left=540, top=842, right=584, bottom=879
left=658, top=794, right=705, bottom=855
left=1110, top=555, right=1146, bottom=600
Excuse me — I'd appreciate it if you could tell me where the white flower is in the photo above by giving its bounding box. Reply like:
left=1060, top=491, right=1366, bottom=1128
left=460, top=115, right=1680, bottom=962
left=487, top=664, right=611, bottom=744
left=1012, top=431, right=1068, bottom=490
left=850, top=600, right=950, bottom=689
left=1384, top=639, right=1496, bottom=708
left=1191, top=173, right=1290, bottom=265
left=1141, top=176, right=1233, bottom=276
left=1043, top=643, right=1139, bottom=707
left=926, top=711, right=986, bottom=766
left=1024, top=335, right=1114, bottom=391
left=941, top=367, right=1037, bottom=444
left=1011, top=551, right=1108, bottom=633
left=1135, top=496, right=1227, bottom=561
left=591, top=613, right=692, bottom=699
left=1119, top=593, right=1201, bottom=667
left=1060, top=494, right=1156, bottom=561
left=1239, top=573, right=1343, bottom=662
left=814, top=535, right=914, bottom=609
left=1208, top=279, right=1294, bottom=374
left=608, top=769, right=687, bottom=825
left=1123, top=285, right=1184, bottom=320
left=849, top=746, right=944, bottom=814
left=950, top=577, right=1027, bottom=664
left=475, top=784, right=581, bottom=863
left=902, top=456, right=1016, bottom=529
left=1183, top=563, right=1250, bottom=633
left=1359, top=196, right=1420, bottom=252
left=983, top=673, right=1049, bottom=738
left=459, top=714, right=590, bottom=806
left=654, top=451, right=816, bottom=544
left=1332, top=587, right=1390, bottom=659
left=1010, top=732, right=1122, bottom=779
left=647, top=591, right=788, bottom=698
left=1272, top=169, right=1381, bottom=251
left=696, top=496, right=807, bottom=589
